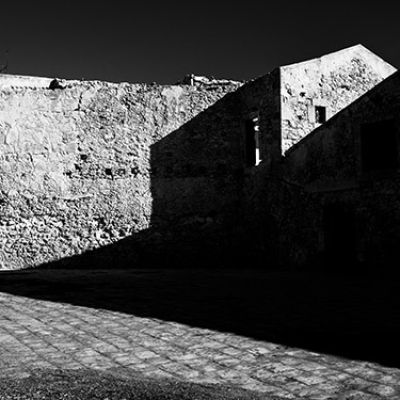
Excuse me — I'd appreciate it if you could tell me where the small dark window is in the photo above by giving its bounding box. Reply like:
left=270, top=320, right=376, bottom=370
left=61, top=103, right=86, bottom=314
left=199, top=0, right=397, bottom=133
left=245, top=117, right=260, bottom=166
left=361, top=119, right=398, bottom=172
left=105, top=168, right=113, bottom=176
left=315, top=106, right=326, bottom=124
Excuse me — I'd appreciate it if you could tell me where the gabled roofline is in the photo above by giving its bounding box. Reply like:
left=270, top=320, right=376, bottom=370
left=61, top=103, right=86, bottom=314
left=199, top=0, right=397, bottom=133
left=246, top=44, right=397, bottom=88
left=285, top=69, right=400, bottom=157
left=280, top=44, right=397, bottom=72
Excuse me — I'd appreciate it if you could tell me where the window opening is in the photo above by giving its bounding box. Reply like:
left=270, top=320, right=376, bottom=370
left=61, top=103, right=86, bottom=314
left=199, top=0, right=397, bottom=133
left=315, top=106, right=326, bottom=124
left=245, top=117, right=261, bottom=166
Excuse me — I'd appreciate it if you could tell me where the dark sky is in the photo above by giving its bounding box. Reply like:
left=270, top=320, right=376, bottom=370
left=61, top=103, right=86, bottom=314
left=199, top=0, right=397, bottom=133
left=1, top=1, right=399, bottom=84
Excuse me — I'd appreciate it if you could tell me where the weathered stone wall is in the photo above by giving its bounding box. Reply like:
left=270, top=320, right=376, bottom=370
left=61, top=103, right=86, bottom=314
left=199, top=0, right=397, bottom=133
left=284, top=71, right=400, bottom=188
left=148, top=75, right=277, bottom=268
left=151, top=76, right=273, bottom=211
left=1, top=45, right=397, bottom=271
left=282, top=71, right=400, bottom=269
left=280, top=45, right=396, bottom=154
left=0, top=78, right=242, bottom=269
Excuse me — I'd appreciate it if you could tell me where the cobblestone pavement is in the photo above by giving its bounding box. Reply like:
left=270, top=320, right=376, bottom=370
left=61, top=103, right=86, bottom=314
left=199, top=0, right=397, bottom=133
left=0, top=270, right=400, bottom=399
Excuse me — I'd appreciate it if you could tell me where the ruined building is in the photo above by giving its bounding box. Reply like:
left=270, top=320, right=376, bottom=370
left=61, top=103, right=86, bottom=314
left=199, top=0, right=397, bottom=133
left=0, top=44, right=398, bottom=270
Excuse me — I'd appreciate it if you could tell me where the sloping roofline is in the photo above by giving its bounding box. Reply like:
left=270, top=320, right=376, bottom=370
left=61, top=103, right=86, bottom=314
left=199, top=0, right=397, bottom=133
left=285, top=69, right=400, bottom=157
left=280, top=44, right=397, bottom=73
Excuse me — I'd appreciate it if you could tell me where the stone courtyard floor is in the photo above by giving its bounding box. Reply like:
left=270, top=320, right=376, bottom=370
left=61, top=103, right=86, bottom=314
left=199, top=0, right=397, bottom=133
left=0, top=269, right=399, bottom=399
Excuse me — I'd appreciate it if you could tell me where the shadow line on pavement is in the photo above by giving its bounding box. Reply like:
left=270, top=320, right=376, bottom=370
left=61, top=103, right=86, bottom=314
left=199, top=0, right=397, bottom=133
left=0, top=268, right=399, bottom=369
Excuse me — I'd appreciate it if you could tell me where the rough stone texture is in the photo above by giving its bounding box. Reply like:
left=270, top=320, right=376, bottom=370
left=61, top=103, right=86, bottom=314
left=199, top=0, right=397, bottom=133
left=283, top=70, right=400, bottom=269
left=0, top=78, right=242, bottom=269
left=0, top=44, right=398, bottom=270
left=279, top=45, right=396, bottom=154
left=151, top=75, right=271, bottom=224
left=1, top=269, right=400, bottom=399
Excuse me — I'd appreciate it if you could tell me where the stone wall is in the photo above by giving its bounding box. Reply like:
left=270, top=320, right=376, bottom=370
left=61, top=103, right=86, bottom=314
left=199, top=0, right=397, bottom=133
left=146, top=76, right=280, bottom=268
left=1, top=45, right=397, bottom=271
left=284, top=71, right=400, bottom=189
left=279, top=45, right=396, bottom=154
left=0, top=78, right=242, bottom=269
left=282, top=71, right=400, bottom=270
left=151, top=75, right=273, bottom=223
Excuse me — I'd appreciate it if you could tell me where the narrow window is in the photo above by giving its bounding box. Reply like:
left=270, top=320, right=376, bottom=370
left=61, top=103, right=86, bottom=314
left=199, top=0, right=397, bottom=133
left=361, top=119, right=398, bottom=172
left=315, top=106, right=326, bottom=124
left=245, top=117, right=260, bottom=166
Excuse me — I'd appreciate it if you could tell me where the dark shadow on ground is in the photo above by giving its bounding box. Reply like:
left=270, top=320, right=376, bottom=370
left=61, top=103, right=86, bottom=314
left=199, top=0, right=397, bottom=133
left=0, top=268, right=399, bottom=369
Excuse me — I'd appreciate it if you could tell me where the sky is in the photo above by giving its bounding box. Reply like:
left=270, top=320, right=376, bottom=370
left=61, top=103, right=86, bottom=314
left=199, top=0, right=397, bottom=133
left=1, top=1, right=399, bottom=84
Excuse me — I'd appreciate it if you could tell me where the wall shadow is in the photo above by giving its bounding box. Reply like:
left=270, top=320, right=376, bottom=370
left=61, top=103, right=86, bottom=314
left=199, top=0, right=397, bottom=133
left=0, top=268, right=399, bottom=369
left=2, top=85, right=399, bottom=370
left=28, top=87, right=263, bottom=271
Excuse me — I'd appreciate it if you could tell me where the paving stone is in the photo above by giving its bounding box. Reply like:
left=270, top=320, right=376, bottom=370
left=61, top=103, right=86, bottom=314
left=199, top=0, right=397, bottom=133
left=337, top=390, right=380, bottom=400
left=298, top=391, right=336, bottom=400
left=1, top=273, right=400, bottom=400
left=297, top=361, right=328, bottom=371
left=141, top=368, right=176, bottom=380
left=281, top=380, right=309, bottom=393
left=309, top=382, right=340, bottom=393
left=268, top=362, right=297, bottom=373
left=281, top=356, right=307, bottom=367
left=346, top=377, right=374, bottom=390
left=167, top=352, right=199, bottom=362
left=326, top=372, right=354, bottom=382
left=134, top=349, right=160, bottom=360
left=378, top=373, right=400, bottom=385
left=366, top=384, right=398, bottom=397
left=297, top=386, right=333, bottom=399
left=214, top=357, right=243, bottom=368
left=294, top=372, right=327, bottom=385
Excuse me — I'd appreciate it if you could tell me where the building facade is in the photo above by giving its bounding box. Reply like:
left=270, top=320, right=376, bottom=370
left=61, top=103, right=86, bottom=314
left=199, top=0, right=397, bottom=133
left=0, top=45, right=397, bottom=270
left=283, top=70, right=400, bottom=271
